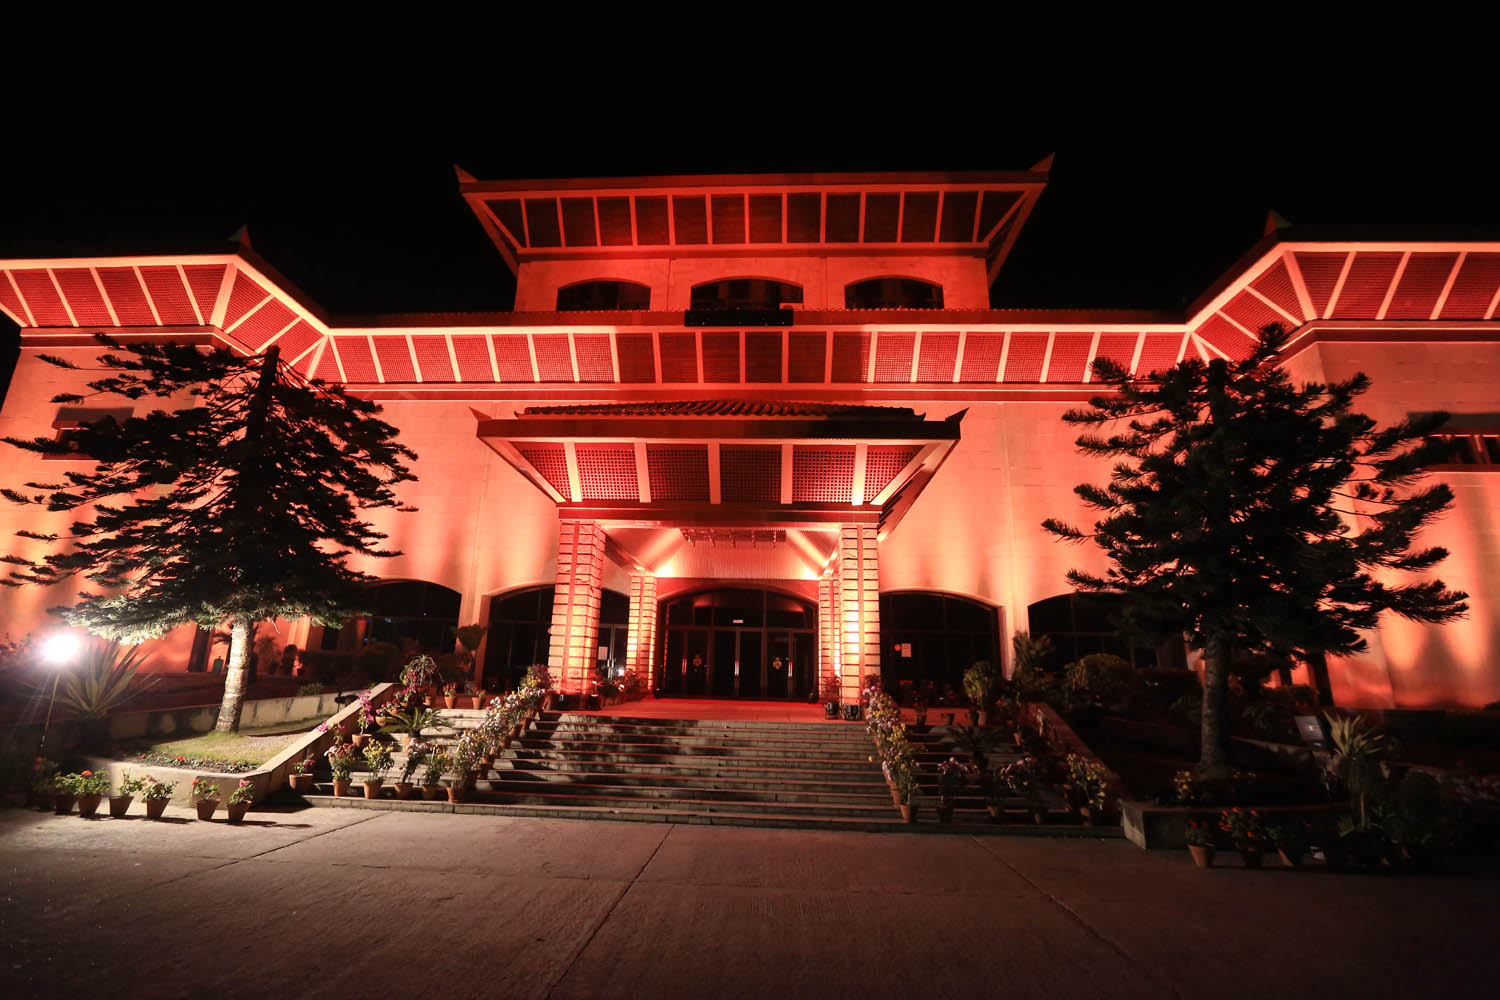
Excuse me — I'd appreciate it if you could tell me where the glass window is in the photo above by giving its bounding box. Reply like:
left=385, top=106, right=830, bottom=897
left=879, top=592, right=998, bottom=700
left=1026, top=593, right=1157, bottom=670
left=556, top=280, right=650, bottom=311
left=844, top=277, right=944, bottom=310
left=689, top=278, right=803, bottom=311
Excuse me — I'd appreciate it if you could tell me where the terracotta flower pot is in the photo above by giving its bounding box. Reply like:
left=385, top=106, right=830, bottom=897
left=1277, top=843, right=1303, bottom=870
left=363, top=780, right=383, bottom=799
left=145, top=798, right=169, bottom=820
left=332, top=778, right=351, bottom=797
left=375, top=715, right=392, bottom=728
left=446, top=784, right=466, bottom=803
left=421, top=784, right=442, bottom=800
left=288, top=773, right=315, bottom=792
left=394, top=782, right=414, bottom=800
left=985, top=804, right=1002, bottom=822
left=108, top=795, right=133, bottom=818
left=351, top=733, right=369, bottom=748
left=976, top=710, right=990, bottom=727
left=76, top=794, right=103, bottom=818
left=890, top=787, right=901, bottom=807
left=1030, top=807, right=1047, bottom=825
left=473, top=693, right=488, bottom=709
left=195, top=800, right=218, bottom=821
left=54, top=793, right=76, bottom=815
left=1188, top=844, right=1215, bottom=868
left=443, top=695, right=458, bottom=709
left=226, top=802, right=250, bottom=824
left=899, top=803, right=917, bottom=823
left=399, top=734, right=415, bottom=752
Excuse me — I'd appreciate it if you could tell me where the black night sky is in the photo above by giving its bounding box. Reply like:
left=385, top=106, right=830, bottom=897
left=2, top=25, right=1497, bottom=401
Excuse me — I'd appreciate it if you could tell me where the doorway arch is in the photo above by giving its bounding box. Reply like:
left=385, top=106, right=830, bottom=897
left=659, top=587, right=817, bottom=700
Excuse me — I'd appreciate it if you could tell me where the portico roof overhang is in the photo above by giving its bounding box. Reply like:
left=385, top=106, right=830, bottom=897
left=474, top=401, right=963, bottom=545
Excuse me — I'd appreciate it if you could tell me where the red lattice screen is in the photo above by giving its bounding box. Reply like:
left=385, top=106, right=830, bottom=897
left=533, top=334, right=574, bottom=381
left=960, top=333, right=1004, bottom=382
left=831, top=333, right=871, bottom=382
left=702, top=333, right=740, bottom=382
left=874, top=332, right=914, bottom=382
left=139, top=267, right=198, bottom=325
left=658, top=334, right=697, bottom=382
left=745, top=333, right=782, bottom=382
left=1001, top=333, right=1048, bottom=381
left=412, top=336, right=454, bottom=381
left=373, top=337, right=415, bottom=382
left=863, top=445, right=920, bottom=498
left=720, top=445, right=782, bottom=503
left=516, top=443, right=570, bottom=497
left=792, top=446, right=855, bottom=502
left=916, top=333, right=958, bottom=381
left=96, top=268, right=155, bottom=325
left=789, top=332, right=826, bottom=382
left=574, top=334, right=614, bottom=382
left=52, top=269, right=112, bottom=326
left=647, top=445, right=710, bottom=501
left=1220, top=291, right=1292, bottom=337
left=576, top=444, right=639, bottom=500
left=452, top=335, right=494, bottom=381
left=492, top=335, right=534, bottom=381
left=616, top=334, right=656, bottom=382
left=1249, top=259, right=1303, bottom=319
left=1439, top=253, right=1500, bottom=319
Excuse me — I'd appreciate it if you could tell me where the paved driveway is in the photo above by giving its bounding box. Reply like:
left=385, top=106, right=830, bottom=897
left=1, top=805, right=1493, bottom=999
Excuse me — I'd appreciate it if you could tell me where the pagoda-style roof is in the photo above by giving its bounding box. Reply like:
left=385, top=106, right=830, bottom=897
left=475, top=398, right=962, bottom=535
left=457, top=166, right=1050, bottom=282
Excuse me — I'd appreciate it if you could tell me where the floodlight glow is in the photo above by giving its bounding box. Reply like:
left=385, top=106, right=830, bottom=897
left=41, top=632, right=82, bottom=666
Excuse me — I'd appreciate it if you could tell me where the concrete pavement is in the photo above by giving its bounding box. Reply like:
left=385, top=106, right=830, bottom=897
left=1, top=804, right=1493, bottom=999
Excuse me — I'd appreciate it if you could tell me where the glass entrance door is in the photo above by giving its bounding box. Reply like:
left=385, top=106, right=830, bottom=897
left=659, top=588, right=816, bottom=700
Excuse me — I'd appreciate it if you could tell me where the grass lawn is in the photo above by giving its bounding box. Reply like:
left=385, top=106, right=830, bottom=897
left=135, top=715, right=326, bottom=766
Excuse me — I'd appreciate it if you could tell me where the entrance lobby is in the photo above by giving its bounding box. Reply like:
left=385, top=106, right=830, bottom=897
left=659, top=588, right=817, bottom=700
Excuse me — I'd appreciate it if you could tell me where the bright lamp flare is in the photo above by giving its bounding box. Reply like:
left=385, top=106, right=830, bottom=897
left=41, top=632, right=82, bottom=666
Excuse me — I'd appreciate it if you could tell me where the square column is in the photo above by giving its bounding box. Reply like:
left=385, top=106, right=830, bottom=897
left=838, top=524, right=880, bottom=703
left=817, top=570, right=841, bottom=699
left=547, top=519, right=606, bottom=696
left=626, top=572, right=658, bottom=690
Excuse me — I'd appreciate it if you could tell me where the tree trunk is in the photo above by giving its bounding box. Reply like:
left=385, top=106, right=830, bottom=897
left=1306, top=649, right=1335, bottom=707
left=215, top=615, right=254, bottom=733
left=1198, top=633, right=1232, bottom=773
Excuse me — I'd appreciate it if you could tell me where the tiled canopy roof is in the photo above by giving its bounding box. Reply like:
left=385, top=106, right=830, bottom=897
left=519, top=400, right=922, bottom=419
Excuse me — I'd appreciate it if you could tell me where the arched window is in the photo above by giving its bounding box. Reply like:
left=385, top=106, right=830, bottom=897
left=556, top=280, right=651, bottom=311
left=845, top=277, right=944, bottom=310
left=880, top=592, right=998, bottom=700
left=483, top=586, right=629, bottom=690
left=319, top=580, right=461, bottom=657
left=1026, top=593, right=1160, bottom=670
left=689, top=278, right=803, bottom=311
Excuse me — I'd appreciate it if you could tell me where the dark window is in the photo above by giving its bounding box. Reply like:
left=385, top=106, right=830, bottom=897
left=659, top=588, right=817, bottom=699
left=484, top=585, right=628, bottom=690
left=689, top=278, right=803, bottom=311
left=362, top=580, right=462, bottom=656
left=844, top=277, right=944, bottom=310
left=556, top=280, right=651, bottom=311
left=1026, top=593, right=1158, bottom=670
left=1426, top=432, right=1500, bottom=466
left=48, top=407, right=131, bottom=461
left=879, top=592, right=998, bottom=700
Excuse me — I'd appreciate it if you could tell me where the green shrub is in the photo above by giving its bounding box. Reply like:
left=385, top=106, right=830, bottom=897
left=1064, top=653, right=1134, bottom=709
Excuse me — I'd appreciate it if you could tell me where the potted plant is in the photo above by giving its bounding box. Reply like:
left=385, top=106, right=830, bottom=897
left=361, top=740, right=393, bottom=799
left=1218, top=807, right=1267, bottom=868
left=442, top=682, right=459, bottom=709
left=225, top=778, right=255, bottom=823
left=421, top=747, right=448, bottom=800
left=1263, top=818, right=1308, bottom=869
left=287, top=754, right=317, bottom=792
left=382, top=705, right=438, bottom=751
left=191, top=777, right=221, bottom=820
left=111, top=771, right=146, bottom=818
left=447, top=741, right=478, bottom=803
left=52, top=771, right=78, bottom=815
left=1065, top=754, right=1109, bottom=825
left=64, top=770, right=110, bottom=818
left=326, top=741, right=357, bottom=796
left=1186, top=817, right=1216, bottom=868
left=821, top=672, right=841, bottom=720
left=395, top=739, right=428, bottom=799
left=936, top=757, right=975, bottom=824
left=139, top=775, right=176, bottom=819
left=892, top=765, right=919, bottom=823
left=962, top=659, right=999, bottom=726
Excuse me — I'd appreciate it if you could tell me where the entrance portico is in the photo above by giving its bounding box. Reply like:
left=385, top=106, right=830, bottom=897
left=475, top=400, right=962, bottom=700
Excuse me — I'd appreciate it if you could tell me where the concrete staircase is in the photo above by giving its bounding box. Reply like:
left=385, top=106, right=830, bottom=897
left=308, top=707, right=1107, bottom=834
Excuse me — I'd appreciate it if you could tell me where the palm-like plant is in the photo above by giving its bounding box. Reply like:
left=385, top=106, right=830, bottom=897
left=52, top=638, right=156, bottom=718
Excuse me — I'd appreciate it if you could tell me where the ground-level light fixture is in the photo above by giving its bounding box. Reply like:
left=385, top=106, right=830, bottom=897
left=38, top=630, right=83, bottom=756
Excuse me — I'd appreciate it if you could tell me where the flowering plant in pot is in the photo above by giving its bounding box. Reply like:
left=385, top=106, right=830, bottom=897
left=139, top=776, right=176, bottom=818
left=112, top=771, right=147, bottom=818
left=191, top=777, right=222, bottom=820
left=361, top=740, right=394, bottom=799
left=1064, top=754, right=1109, bottom=824
left=892, top=764, right=919, bottom=822
left=64, top=770, right=112, bottom=818
left=325, top=741, right=357, bottom=796
left=936, top=757, right=976, bottom=823
left=396, top=739, right=429, bottom=799
left=448, top=735, right=480, bottom=802
left=1185, top=817, right=1217, bottom=868
left=1262, top=817, right=1309, bottom=869
left=288, top=754, right=317, bottom=792
left=442, top=682, right=459, bottom=709
left=422, top=747, right=450, bottom=800
left=1001, top=756, right=1047, bottom=824
left=1218, top=808, right=1267, bottom=867
left=225, top=778, right=255, bottom=823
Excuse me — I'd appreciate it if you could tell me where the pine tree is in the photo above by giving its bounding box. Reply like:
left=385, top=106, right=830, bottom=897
left=2, top=335, right=417, bottom=732
left=1043, top=326, right=1467, bottom=770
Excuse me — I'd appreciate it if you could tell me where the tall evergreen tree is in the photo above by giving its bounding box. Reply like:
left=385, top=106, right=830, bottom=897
left=2, top=335, right=417, bottom=732
left=1043, top=327, right=1467, bottom=770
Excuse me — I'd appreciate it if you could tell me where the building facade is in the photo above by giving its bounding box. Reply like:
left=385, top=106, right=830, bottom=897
left=1, top=165, right=1497, bottom=709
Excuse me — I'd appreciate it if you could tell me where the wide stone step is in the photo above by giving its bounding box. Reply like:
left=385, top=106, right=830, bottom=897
left=531, top=723, right=879, bottom=747
left=467, top=784, right=901, bottom=817
left=495, top=746, right=882, bottom=771
left=491, top=757, right=888, bottom=788
left=479, top=775, right=890, bottom=806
